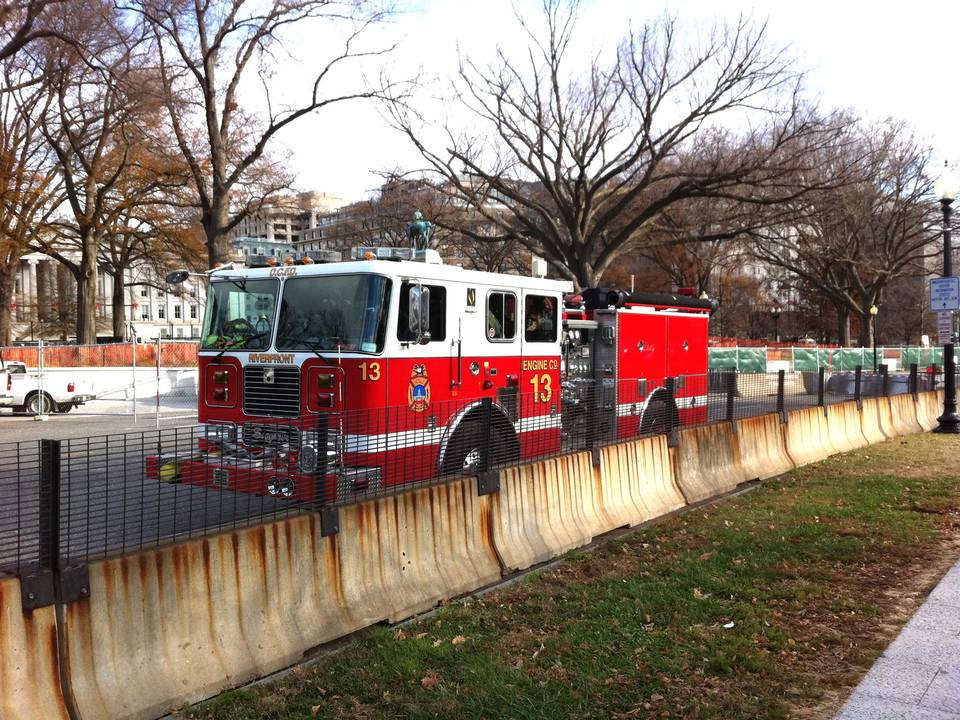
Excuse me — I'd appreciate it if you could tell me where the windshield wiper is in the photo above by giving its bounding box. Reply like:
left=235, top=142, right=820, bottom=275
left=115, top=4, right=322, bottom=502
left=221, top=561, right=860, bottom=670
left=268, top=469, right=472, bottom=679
left=284, top=333, right=334, bottom=362
left=213, top=330, right=271, bottom=360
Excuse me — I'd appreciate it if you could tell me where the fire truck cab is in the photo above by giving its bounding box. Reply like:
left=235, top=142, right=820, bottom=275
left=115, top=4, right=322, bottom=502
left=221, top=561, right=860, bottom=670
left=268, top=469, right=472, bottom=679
left=152, top=249, right=711, bottom=503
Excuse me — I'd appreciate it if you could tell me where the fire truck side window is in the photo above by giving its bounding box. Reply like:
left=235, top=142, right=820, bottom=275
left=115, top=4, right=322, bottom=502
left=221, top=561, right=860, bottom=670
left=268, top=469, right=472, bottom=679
left=397, top=282, right=446, bottom=342
left=524, top=295, right=557, bottom=343
left=486, top=291, right=516, bottom=342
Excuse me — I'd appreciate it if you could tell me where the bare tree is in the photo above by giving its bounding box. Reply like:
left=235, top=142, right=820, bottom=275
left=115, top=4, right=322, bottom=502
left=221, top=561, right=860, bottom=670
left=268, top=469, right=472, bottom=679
left=0, top=54, right=60, bottom=344
left=134, top=0, right=403, bottom=267
left=391, top=2, right=841, bottom=289
left=751, top=120, right=938, bottom=346
left=0, top=0, right=66, bottom=64
left=34, top=7, right=167, bottom=343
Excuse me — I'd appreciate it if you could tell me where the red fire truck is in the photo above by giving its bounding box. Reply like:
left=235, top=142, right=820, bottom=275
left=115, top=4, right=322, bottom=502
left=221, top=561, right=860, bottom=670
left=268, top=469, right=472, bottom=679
left=149, top=248, right=711, bottom=502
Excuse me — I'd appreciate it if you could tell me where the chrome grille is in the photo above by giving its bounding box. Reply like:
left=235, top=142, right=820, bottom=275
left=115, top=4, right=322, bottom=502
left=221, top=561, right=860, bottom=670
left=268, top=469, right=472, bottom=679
left=243, top=365, right=301, bottom=417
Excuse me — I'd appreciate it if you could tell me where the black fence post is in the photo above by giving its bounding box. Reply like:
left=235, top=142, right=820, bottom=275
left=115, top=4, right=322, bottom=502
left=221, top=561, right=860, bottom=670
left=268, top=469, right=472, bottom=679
left=854, top=366, right=862, bottom=408
left=477, top=397, right=500, bottom=495
left=817, top=367, right=825, bottom=407
left=314, top=413, right=339, bottom=537
left=38, top=439, right=61, bottom=574
left=880, top=365, right=889, bottom=397
left=21, top=439, right=61, bottom=609
left=724, top=370, right=736, bottom=423
left=909, top=363, right=919, bottom=397
left=776, top=369, right=786, bottom=422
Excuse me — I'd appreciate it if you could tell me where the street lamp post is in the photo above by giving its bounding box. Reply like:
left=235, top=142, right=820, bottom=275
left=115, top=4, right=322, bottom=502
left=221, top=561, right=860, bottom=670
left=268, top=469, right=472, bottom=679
left=870, top=305, right=879, bottom=371
left=935, top=164, right=960, bottom=433
left=771, top=307, right=781, bottom=343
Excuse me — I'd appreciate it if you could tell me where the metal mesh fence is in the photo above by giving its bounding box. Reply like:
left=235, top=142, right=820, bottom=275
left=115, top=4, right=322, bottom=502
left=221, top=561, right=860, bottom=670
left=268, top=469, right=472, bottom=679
left=0, top=441, right=41, bottom=575
left=1, top=340, right=199, bottom=423
left=0, top=366, right=944, bottom=576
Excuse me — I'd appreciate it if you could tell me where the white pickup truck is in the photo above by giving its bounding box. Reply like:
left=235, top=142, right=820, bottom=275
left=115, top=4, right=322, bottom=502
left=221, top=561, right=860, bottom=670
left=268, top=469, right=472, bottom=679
left=0, top=359, right=96, bottom=414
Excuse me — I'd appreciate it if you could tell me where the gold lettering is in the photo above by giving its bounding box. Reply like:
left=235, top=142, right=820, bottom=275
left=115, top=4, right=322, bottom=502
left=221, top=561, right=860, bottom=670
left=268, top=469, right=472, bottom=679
left=248, top=353, right=295, bottom=364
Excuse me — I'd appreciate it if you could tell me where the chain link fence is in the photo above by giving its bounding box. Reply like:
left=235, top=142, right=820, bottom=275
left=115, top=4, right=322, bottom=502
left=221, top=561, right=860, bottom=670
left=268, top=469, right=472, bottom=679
left=0, top=340, right=199, bottom=425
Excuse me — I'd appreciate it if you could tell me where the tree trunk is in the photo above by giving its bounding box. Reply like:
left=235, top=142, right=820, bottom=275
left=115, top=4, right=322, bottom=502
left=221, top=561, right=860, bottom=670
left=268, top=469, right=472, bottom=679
left=0, top=265, right=14, bottom=346
left=857, top=313, right=874, bottom=349
left=837, top=306, right=851, bottom=346
left=204, top=197, right=235, bottom=268
left=56, top=264, right=72, bottom=341
left=111, top=270, right=126, bottom=339
left=76, top=230, right=98, bottom=344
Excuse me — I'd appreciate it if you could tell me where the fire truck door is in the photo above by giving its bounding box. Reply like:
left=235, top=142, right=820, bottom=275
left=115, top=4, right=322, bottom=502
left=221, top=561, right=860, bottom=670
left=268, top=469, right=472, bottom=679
left=520, top=291, right=561, bottom=423
left=617, top=311, right=667, bottom=402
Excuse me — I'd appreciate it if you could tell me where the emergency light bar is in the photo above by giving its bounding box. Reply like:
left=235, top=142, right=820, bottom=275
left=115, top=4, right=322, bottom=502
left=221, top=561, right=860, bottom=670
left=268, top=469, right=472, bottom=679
left=351, top=247, right=443, bottom=264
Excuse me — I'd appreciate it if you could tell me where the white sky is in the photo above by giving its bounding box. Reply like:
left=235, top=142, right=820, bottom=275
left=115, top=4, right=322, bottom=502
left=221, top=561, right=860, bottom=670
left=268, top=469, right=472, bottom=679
left=271, top=0, right=960, bottom=202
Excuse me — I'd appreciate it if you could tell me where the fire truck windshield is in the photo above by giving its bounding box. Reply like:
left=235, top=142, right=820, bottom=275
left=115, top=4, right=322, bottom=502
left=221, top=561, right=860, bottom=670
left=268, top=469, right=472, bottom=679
left=201, top=278, right=278, bottom=350
left=275, top=274, right=391, bottom=354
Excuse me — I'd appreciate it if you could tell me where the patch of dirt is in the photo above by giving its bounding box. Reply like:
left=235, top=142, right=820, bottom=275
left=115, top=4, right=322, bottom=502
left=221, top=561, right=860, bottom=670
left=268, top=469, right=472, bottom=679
left=792, top=522, right=960, bottom=719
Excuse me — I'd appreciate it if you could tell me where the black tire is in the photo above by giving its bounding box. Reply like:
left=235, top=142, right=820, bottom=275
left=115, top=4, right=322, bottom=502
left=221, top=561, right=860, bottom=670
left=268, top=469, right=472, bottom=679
left=441, top=418, right=520, bottom=475
left=25, top=392, right=53, bottom=415
left=56, top=403, right=73, bottom=414
left=639, top=392, right=679, bottom=436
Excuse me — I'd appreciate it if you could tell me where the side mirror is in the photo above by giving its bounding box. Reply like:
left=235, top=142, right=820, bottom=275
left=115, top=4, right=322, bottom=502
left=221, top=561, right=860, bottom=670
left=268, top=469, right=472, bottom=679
left=408, top=285, right=432, bottom=344
left=165, top=270, right=190, bottom=285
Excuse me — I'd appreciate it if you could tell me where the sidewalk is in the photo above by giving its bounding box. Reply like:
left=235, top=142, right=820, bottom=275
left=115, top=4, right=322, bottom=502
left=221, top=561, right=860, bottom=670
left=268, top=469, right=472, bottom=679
left=837, top=561, right=960, bottom=719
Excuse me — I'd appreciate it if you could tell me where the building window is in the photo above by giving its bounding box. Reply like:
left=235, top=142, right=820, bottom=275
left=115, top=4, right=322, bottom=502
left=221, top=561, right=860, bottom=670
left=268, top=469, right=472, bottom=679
left=190, top=305, right=197, bottom=320
left=141, top=308, right=150, bottom=320
left=158, top=305, right=165, bottom=319
left=140, top=287, right=148, bottom=297
left=175, top=327, right=184, bottom=337
left=174, top=305, right=182, bottom=319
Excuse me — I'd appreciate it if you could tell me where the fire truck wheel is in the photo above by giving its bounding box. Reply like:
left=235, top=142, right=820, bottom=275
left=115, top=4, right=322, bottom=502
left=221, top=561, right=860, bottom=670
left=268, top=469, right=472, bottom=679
left=639, top=392, right=679, bottom=437
left=441, top=417, right=520, bottom=475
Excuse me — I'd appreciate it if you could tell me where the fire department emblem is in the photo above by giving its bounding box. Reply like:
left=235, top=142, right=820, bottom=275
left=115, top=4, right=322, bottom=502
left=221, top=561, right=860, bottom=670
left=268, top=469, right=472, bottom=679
left=407, top=364, right=431, bottom=412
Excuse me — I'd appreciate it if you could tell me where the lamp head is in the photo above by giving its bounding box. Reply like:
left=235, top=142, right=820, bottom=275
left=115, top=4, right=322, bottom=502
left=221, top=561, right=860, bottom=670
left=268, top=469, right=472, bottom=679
left=935, top=161, right=958, bottom=203
left=869, top=304, right=878, bottom=316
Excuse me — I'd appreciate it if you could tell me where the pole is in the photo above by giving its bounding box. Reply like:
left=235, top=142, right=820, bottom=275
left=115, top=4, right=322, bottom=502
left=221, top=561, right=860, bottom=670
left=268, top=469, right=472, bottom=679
left=131, top=338, right=137, bottom=423
left=155, top=336, right=161, bottom=430
left=936, top=196, right=960, bottom=432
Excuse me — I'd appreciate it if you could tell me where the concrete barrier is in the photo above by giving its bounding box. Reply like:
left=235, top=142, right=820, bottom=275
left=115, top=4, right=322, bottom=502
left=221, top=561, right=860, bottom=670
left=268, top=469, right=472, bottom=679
left=784, top=406, right=834, bottom=467
left=916, top=390, right=942, bottom=432
left=826, top=401, right=869, bottom=453
left=596, top=442, right=653, bottom=529
left=0, top=577, right=69, bottom=720
left=860, top=397, right=888, bottom=444
left=64, top=476, right=500, bottom=720
left=489, top=455, right=594, bottom=572
left=600, top=435, right=684, bottom=526
left=674, top=423, right=748, bottom=504
left=888, top=393, right=923, bottom=437
left=736, top=413, right=794, bottom=481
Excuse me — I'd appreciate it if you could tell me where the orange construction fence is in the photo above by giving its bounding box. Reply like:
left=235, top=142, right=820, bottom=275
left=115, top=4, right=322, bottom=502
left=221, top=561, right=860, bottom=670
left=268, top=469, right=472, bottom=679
left=0, top=342, right=199, bottom=368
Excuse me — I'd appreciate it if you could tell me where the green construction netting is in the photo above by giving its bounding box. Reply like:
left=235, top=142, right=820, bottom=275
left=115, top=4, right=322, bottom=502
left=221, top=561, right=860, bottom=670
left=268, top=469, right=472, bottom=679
left=708, top=348, right=766, bottom=373
left=709, top=346, right=958, bottom=372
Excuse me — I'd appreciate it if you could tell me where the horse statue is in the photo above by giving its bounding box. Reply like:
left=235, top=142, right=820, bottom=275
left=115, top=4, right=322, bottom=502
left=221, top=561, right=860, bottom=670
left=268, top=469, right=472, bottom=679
left=407, top=210, right=433, bottom=250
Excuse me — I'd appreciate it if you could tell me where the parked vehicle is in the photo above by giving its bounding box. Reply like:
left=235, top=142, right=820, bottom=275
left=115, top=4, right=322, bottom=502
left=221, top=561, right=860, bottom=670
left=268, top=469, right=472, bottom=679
left=0, top=357, right=96, bottom=414
left=148, top=246, right=712, bottom=502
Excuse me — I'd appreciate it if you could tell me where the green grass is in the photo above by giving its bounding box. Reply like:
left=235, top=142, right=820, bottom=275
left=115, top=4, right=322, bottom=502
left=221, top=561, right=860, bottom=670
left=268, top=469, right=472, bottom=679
left=184, top=434, right=960, bottom=720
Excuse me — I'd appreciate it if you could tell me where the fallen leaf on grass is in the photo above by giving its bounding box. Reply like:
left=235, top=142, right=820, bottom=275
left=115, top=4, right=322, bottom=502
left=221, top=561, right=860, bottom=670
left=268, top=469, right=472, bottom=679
left=311, top=706, right=321, bottom=717
left=421, top=673, right=440, bottom=690
left=451, top=635, right=467, bottom=645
